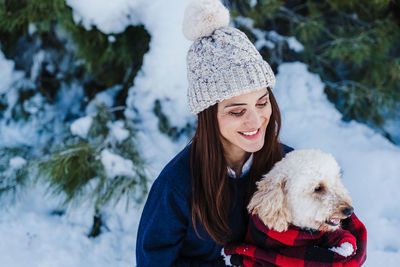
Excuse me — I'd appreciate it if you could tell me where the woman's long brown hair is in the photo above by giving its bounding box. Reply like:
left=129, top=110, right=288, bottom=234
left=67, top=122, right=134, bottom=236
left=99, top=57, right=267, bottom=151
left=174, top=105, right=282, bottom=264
left=190, top=87, right=283, bottom=245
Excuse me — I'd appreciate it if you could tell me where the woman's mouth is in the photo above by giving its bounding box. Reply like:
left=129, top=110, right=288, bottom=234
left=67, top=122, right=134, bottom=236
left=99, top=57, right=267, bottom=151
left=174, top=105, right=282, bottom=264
left=239, top=129, right=260, bottom=139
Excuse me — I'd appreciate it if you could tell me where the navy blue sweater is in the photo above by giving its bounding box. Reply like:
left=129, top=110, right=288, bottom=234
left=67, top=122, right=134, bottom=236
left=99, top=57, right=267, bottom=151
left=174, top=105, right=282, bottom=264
left=136, top=144, right=293, bottom=267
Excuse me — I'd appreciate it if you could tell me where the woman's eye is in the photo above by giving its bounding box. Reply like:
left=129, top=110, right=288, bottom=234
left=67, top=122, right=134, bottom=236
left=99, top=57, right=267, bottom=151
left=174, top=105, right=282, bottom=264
left=229, top=110, right=245, bottom=116
left=257, top=101, right=269, bottom=107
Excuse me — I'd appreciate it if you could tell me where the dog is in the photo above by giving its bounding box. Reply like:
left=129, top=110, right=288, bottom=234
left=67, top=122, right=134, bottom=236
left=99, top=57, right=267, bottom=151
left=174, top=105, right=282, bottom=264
left=248, top=149, right=353, bottom=234
left=222, top=150, right=367, bottom=266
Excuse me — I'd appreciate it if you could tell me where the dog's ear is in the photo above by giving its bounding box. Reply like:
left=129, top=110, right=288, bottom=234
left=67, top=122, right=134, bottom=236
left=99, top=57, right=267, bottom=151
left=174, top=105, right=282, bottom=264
left=247, top=170, right=291, bottom=232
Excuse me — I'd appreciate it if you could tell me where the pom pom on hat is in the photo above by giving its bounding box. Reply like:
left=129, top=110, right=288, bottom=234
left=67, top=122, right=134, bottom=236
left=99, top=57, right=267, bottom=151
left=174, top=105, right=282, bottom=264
left=183, top=0, right=276, bottom=115
left=183, top=0, right=230, bottom=41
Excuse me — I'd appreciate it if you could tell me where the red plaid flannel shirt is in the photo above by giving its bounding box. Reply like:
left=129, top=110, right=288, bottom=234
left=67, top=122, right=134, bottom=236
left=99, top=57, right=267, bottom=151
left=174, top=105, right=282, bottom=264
left=224, top=213, right=367, bottom=267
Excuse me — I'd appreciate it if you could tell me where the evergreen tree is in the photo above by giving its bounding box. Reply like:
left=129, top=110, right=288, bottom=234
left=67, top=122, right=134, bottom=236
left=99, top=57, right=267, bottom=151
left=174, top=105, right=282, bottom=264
left=228, top=0, right=400, bottom=144
left=37, top=104, right=148, bottom=236
left=0, top=147, right=30, bottom=201
left=0, top=0, right=151, bottom=236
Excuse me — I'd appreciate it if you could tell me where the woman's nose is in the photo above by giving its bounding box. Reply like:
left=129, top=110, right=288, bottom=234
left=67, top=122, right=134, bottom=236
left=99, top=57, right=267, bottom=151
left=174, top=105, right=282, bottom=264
left=245, top=109, right=261, bottom=128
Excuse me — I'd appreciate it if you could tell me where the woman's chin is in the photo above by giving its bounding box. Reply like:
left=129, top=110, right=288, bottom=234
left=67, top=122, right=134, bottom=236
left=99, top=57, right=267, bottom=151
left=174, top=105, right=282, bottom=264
left=241, top=141, right=265, bottom=153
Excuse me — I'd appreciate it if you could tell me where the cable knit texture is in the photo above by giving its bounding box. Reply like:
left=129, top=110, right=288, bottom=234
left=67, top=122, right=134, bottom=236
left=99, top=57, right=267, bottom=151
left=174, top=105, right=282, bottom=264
left=183, top=0, right=276, bottom=115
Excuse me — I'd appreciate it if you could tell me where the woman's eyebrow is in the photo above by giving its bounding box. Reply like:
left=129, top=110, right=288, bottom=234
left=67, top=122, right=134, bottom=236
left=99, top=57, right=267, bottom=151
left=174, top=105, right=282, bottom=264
left=223, top=92, right=269, bottom=109
left=224, top=103, right=246, bottom=108
left=258, top=92, right=269, bottom=100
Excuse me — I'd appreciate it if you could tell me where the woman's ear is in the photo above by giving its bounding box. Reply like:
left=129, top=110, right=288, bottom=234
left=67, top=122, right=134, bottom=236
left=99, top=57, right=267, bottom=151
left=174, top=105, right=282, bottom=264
left=247, top=170, right=291, bottom=232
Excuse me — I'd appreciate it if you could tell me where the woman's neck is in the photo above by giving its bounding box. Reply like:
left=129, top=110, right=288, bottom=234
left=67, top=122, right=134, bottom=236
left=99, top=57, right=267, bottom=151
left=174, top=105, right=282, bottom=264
left=224, top=150, right=251, bottom=177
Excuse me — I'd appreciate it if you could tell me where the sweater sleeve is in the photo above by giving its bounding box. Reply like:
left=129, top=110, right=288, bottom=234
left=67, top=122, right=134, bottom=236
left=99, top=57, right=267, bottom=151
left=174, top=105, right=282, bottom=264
left=136, top=176, right=188, bottom=267
left=136, top=172, right=226, bottom=267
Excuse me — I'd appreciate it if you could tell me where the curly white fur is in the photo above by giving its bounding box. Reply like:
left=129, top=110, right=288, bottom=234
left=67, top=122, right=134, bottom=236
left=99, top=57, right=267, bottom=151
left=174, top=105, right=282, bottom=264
left=248, top=149, right=353, bottom=233
left=182, top=0, right=230, bottom=41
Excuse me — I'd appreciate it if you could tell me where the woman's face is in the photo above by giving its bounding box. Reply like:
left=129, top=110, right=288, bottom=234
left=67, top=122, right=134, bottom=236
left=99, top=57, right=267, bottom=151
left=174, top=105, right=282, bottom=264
left=217, top=88, right=272, bottom=159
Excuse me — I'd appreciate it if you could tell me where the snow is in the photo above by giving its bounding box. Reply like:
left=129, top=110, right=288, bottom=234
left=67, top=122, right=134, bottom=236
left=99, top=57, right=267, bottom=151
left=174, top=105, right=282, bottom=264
left=28, top=24, right=37, bottom=35
left=0, top=188, right=139, bottom=267
left=108, top=120, right=130, bottom=144
left=0, top=0, right=400, bottom=266
left=249, top=0, right=257, bottom=8
left=329, top=242, right=354, bottom=257
left=108, top=35, right=117, bottom=43
left=23, top=93, right=44, bottom=115
left=30, top=50, right=45, bottom=82
left=0, top=53, right=65, bottom=148
left=0, top=51, right=17, bottom=94
left=70, top=116, right=93, bottom=139
left=9, top=157, right=27, bottom=169
left=56, top=82, right=85, bottom=118
left=100, top=149, right=136, bottom=178
left=235, top=18, right=304, bottom=52
left=383, top=117, right=400, bottom=144
left=85, top=85, right=121, bottom=115
left=124, top=0, right=193, bottom=176
left=65, top=0, right=148, bottom=34
left=286, top=37, right=304, bottom=52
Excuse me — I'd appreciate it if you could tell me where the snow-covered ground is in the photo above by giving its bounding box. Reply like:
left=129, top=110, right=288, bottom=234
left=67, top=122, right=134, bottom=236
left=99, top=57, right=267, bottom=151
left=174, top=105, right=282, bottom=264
left=1, top=0, right=399, bottom=266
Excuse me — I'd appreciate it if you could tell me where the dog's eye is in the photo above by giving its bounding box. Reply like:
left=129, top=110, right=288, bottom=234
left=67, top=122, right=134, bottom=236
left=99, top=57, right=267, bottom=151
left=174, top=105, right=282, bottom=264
left=314, top=185, right=325, bottom=193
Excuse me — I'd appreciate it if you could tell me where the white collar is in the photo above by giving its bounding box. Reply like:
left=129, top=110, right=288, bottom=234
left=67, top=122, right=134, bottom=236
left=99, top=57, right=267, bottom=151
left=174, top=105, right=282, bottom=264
left=227, top=153, right=254, bottom=179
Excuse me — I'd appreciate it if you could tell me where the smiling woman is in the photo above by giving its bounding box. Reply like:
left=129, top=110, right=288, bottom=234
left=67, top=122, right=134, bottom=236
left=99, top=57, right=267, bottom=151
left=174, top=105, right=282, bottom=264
left=218, top=88, right=273, bottom=172
left=135, top=0, right=292, bottom=266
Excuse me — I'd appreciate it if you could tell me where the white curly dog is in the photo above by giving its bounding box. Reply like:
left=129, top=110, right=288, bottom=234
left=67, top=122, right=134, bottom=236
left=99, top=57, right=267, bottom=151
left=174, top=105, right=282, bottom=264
left=248, top=149, right=355, bottom=256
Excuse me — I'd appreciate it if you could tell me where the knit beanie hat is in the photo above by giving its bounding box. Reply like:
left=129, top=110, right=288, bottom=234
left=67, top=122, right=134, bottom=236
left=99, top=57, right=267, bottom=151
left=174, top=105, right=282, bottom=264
left=183, top=0, right=276, bottom=115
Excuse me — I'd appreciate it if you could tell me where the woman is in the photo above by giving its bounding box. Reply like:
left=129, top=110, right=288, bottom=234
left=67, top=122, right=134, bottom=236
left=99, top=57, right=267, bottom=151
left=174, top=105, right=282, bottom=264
left=136, top=0, right=292, bottom=266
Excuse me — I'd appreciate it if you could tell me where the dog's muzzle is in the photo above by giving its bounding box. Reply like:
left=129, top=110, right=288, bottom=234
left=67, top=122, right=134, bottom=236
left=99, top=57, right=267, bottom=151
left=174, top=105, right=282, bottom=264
left=341, top=206, right=354, bottom=217
left=325, top=206, right=354, bottom=227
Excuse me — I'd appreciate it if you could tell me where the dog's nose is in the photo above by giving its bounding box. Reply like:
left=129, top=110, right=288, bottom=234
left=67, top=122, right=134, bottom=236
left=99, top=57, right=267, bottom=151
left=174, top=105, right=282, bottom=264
left=341, top=206, right=354, bottom=217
